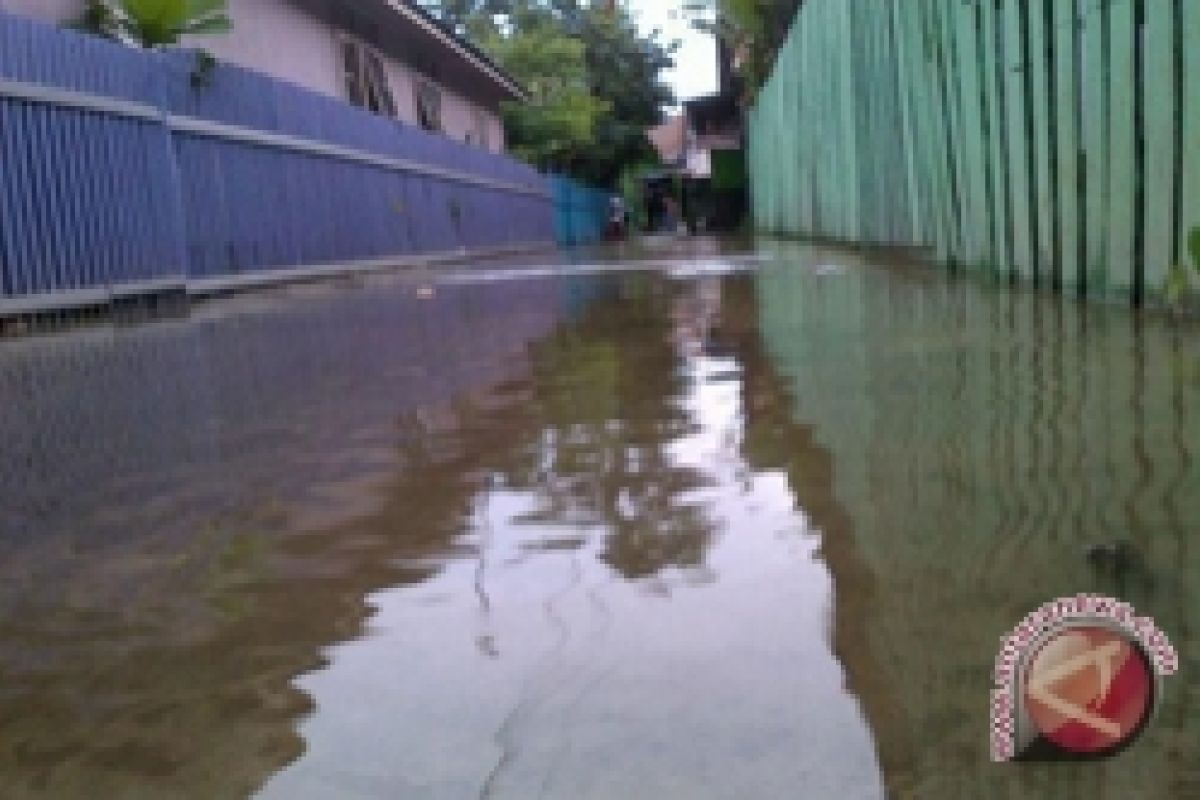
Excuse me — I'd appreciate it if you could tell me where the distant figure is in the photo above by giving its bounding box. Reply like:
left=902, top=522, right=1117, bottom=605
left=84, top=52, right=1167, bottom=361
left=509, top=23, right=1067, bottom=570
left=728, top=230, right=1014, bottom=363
left=663, top=196, right=682, bottom=234
left=647, top=191, right=665, bottom=232
left=605, top=195, right=627, bottom=241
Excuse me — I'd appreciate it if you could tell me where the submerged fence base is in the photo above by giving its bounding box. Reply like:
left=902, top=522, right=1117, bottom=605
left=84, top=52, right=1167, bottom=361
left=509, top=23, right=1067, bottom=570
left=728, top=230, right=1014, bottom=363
left=0, top=242, right=551, bottom=319
left=749, top=0, right=1200, bottom=304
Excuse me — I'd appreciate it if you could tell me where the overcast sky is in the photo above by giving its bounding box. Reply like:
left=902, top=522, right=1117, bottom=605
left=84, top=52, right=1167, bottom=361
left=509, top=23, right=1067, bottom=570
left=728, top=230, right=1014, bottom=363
left=626, top=0, right=718, bottom=104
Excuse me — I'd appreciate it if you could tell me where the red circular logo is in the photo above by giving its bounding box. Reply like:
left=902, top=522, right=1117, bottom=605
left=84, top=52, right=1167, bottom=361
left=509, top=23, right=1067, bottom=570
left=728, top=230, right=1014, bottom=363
left=1022, top=625, right=1154, bottom=755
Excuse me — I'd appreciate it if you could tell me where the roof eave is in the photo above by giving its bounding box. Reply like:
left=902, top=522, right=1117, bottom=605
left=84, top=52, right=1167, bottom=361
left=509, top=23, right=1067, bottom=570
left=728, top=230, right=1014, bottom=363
left=387, top=1, right=528, bottom=103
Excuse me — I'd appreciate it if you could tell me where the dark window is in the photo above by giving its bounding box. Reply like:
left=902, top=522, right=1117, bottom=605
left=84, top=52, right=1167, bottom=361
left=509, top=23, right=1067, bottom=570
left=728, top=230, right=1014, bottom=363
left=341, top=37, right=395, bottom=117
left=416, top=82, right=442, bottom=132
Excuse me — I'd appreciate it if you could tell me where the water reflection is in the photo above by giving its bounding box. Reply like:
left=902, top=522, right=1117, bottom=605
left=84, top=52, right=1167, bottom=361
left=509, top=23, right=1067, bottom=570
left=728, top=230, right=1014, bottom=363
left=3, top=245, right=1196, bottom=798
left=0, top=275, right=573, bottom=796
left=260, top=272, right=882, bottom=799
left=756, top=243, right=1200, bottom=797
left=0, top=262, right=884, bottom=799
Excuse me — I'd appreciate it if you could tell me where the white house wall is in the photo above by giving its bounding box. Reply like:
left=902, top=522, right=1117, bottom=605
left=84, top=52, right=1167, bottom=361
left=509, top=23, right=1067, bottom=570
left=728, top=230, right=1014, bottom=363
left=1, top=0, right=506, bottom=153
left=187, top=0, right=343, bottom=100
left=382, top=57, right=504, bottom=154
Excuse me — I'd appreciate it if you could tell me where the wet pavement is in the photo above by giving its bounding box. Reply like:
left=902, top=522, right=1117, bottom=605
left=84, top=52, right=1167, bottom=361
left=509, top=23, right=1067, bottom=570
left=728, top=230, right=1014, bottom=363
left=0, top=240, right=1197, bottom=798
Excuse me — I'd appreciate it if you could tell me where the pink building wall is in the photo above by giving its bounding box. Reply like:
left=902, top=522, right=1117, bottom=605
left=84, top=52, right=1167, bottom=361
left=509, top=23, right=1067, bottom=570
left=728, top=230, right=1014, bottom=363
left=0, top=0, right=507, bottom=153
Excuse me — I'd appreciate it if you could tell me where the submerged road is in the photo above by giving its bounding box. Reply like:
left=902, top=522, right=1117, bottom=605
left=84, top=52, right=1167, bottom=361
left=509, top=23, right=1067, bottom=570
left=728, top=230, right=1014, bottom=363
left=0, top=240, right=1197, bottom=798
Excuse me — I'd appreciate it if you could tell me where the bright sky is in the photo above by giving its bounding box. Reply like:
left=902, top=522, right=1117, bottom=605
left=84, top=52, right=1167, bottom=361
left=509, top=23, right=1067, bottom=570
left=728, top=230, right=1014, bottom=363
left=625, top=0, right=718, bottom=103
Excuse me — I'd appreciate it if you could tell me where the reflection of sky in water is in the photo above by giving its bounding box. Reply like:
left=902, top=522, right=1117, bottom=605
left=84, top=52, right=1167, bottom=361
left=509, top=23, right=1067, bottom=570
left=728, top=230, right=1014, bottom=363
left=261, top=288, right=883, bottom=800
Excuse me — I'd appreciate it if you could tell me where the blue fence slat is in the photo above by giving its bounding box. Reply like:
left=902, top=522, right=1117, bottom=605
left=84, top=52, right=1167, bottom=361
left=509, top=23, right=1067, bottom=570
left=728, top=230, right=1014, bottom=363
left=548, top=175, right=613, bottom=247
left=23, top=103, right=56, bottom=295
left=63, top=108, right=90, bottom=291
left=0, top=104, right=14, bottom=297
left=0, top=102, right=26, bottom=295
left=0, top=11, right=595, bottom=311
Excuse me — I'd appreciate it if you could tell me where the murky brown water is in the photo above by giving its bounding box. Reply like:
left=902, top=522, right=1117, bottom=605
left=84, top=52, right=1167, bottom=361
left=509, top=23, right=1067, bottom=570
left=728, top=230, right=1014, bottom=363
left=0, top=242, right=1197, bottom=799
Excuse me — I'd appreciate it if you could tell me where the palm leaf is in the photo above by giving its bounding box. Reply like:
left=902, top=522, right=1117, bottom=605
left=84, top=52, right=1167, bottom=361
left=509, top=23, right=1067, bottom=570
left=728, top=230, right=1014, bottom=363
left=113, top=0, right=230, bottom=46
left=185, top=0, right=229, bottom=17
left=119, top=0, right=162, bottom=18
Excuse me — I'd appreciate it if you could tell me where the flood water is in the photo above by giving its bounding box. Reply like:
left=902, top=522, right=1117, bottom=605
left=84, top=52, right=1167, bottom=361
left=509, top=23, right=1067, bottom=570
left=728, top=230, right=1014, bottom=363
left=0, top=242, right=1197, bottom=799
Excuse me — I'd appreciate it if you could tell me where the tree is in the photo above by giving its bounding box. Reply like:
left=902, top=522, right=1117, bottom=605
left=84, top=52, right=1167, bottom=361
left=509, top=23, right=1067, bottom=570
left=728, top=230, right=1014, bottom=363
left=470, top=8, right=611, bottom=171
left=73, top=0, right=232, bottom=48
left=572, top=3, right=675, bottom=186
left=424, top=1, right=676, bottom=187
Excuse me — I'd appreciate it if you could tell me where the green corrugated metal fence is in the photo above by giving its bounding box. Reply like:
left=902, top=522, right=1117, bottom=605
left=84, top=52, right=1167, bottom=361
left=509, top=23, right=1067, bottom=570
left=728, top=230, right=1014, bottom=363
left=749, top=0, right=1200, bottom=302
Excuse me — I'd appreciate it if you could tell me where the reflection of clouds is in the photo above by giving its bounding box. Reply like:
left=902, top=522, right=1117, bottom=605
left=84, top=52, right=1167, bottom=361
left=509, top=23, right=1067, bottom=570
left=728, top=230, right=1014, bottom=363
left=488, top=282, right=727, bottom=583
left=0, top=266, right=894, bottom=798
left=268, top=272, right=884, bottom=799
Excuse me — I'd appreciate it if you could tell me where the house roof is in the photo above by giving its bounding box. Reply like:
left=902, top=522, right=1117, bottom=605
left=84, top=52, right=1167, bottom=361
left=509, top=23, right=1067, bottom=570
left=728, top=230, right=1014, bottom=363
left=393, top=1, right=527, bottom=102
left=298, top=0, right=526, bottom=105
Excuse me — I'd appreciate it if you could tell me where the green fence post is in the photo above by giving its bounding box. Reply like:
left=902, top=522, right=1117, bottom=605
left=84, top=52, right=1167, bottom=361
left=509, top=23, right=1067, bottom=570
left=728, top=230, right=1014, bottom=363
left=1030, top=0, right=1056, bottom=283
left=983, top=0, right=1011, bottom=275
left=1082, top=0, right=1110, bottom=295
left=1144, top=0, right=1177, bottom=296
left=1004, top=0, right=1035, bottom=281
left=1182, top=0, right=1200, bottom=261
left=956, top=0, right=990, bottom=268
left=1055, top=0, right=1083, bottom=290
left=1106, top=0, right=1138, bottom=297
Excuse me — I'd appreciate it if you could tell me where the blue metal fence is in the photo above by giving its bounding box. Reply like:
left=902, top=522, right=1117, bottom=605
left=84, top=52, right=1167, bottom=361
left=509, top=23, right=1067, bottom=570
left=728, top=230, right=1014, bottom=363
left=0, top=12, right=605, bottom=314
left=550, top=175, right=614, bottom=247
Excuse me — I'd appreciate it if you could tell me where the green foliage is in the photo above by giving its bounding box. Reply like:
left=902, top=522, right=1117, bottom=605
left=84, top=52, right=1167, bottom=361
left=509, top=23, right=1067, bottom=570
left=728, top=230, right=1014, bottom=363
left=73, top=0, right=232, bottom=48
left=70, top=0, right=121, bottom=37
left=426, top=1, right=676, bottom=186
left=474, top=15, right=610, bottom=170
left=189, top=49, right=218, bottom=88
left=1163, top=225, right=1200, bottom=309
left=574, top=5, right=676, bottom=186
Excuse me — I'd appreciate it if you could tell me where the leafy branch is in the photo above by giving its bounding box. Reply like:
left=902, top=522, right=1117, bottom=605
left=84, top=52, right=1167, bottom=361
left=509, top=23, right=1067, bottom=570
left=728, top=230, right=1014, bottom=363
left=71, top=0, right=232, bottom=48
left=1164, top=226, right=1200, bottom=312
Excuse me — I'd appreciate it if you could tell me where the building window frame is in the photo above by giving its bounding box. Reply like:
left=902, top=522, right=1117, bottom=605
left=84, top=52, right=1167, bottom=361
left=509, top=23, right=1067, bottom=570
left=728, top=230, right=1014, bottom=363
left=339, top=35, right=396, bottom=117
left=415, top=80, right=443, bottom=133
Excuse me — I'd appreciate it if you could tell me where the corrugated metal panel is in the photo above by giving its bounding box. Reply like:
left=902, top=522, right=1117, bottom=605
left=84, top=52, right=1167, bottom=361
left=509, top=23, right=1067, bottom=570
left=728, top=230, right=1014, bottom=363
left=1081, top=0, right=1110, bottom=292
left=1055, top=0, right=1083, bottom=290
left=1106, top=0, right=1137, bottom=295
left=1144, top=0, right=1175, bottom=293
left=954, top=0, right=989, bottom=269
left=549, top=176, right=612, bottom=248
left=1183, top=1, right=1200, bottom=264
left=982, top=0, right=1011, bottom=275
left=1029, top=0, right=1054, bottom=283
left=748, top=0, right=1200, bottom=304
left=1004, top=0, right=1034, bottom=281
